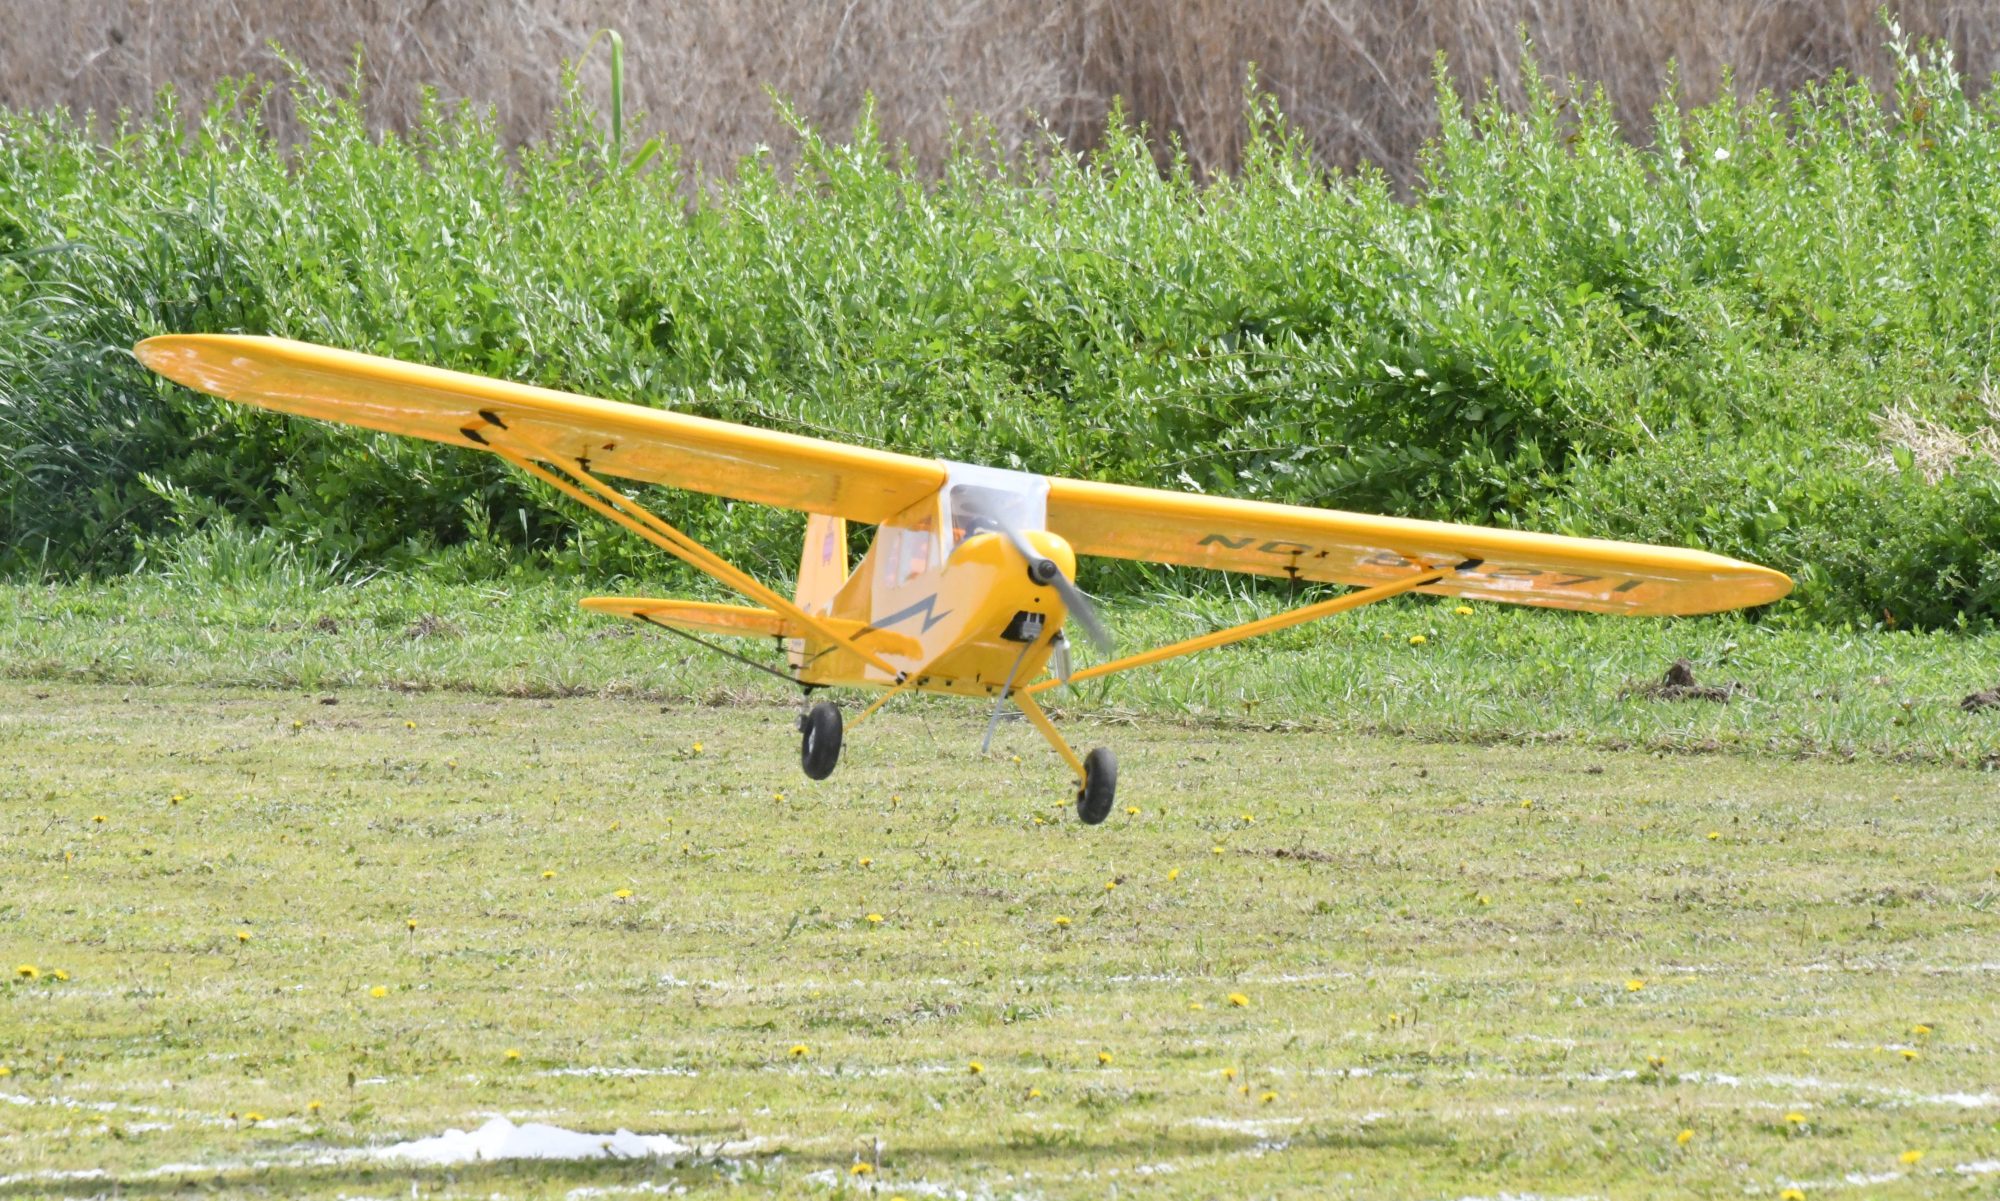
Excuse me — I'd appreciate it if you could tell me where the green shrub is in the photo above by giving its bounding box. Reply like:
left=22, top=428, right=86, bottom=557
left=1, top=31, right=1995, bottom=628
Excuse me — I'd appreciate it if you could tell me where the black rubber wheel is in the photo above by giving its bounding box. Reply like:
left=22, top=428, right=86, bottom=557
left=800, top=702, right=843, bottom=780
left=1075, top=746, right=1117, bottom=824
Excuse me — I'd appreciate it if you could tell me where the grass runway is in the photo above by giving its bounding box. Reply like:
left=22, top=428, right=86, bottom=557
left=3, top=681, right=1997, bottom=1198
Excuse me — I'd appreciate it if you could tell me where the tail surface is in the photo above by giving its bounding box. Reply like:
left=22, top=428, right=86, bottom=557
left=797, top=514, right=847, bottom=614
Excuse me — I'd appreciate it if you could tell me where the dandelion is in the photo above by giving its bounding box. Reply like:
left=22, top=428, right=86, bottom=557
left=1899, top=1150, right=1924, bottom=1165
left=1260, top=1090, right=1277, bottom=1104
left=773, top=792, right=786, bottom=802
left=404, top=720, right=416, bottom=729
left=52, top=969, right=68, bottom=982
left=1707, top=831, right=1720, bottom=841
left=242, top=1111, right=265, bottom=1124
left=307, top=1099, right=321, bottom=1112
left=1573, top=897, right=1584, bottom=906
left=1626, top=979, right=1645, bottom=992
left=1785, top=1112, right=1806, bottom=1125
left=236, top=930, right=251, bottom=944
left=967, top=1061, right=984, bottom=1075
left=614, top=888, right=633, bottom=900
left=858, top=857, right=873, bottom=867
left=1189, top=1002, right=1204, bottom=1010
left=1027, top=1087, right=1043, bottom=1099
left=1780, top=1190, right=1806, bottom=1201
left=1228, top=993, right=1249, bottom=1008
left=1453, top=605, right=1474, bottom=616
left=1103, top=880, right=1117, bottom=892
left=850, top=1162, right=874, bottom=1176
left=1212, top=845, right=1225, bottom=855
left=1520, top=800, right=1533, bottom=809
left=369, top=985, right=387, bottom=998
left=1476, top=894, right=1491, bottom=906
left=92, top=814, right=106, bottom=824
left=789, top=1044, right=809, bottom=1058
left=1222, top=1067, right=1237, bottom=1080
left=1097, top=1051, right=1113, bottom=1065
left=291, top=720, right=303, bottom=731
left=1899, top=1048, right=1919, bottom=1061
left=1911, top=1024, right=1932, bottom=1036
left=691, top=741, right=704, bottom=754
left=1167, top=868, right=1180, bottom=881
left=405, top=918, right=417, bottom=931
left=866, top=913, right=885, bottom=925
left=541, top=869, right=556, bottom=879
left=170, top=793, right=184, bottom=805
left=17, top=965, right=38, bottom=980
left=1239, top=813, right=1255, bottom=823
left=1125, top=806, right=1140, bottom=815
left=1408, top=634, right=1427, bottom=645
left=0, top=1066, right=11, bottom=1077
left=504, top=1049, right=521, bottom=1061
left=1676, top=1128, right=1694, bottom=1146
left=1647, top=1055, right=1668, bottom=1070
left=1052, top=916, right=1071, bottom=928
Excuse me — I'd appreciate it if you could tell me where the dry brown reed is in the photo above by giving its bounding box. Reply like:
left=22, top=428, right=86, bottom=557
left=2, top=0, right=1995, bottom=183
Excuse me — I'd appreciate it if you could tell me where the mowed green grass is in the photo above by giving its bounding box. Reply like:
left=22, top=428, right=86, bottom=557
left=3, top=681, right=1997, bottom=1198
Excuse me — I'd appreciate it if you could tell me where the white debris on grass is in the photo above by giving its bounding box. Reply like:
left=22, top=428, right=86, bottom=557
left=371, top=1117, right=695, bottom=1164
left=540, top=1066, right=700, bottom=1079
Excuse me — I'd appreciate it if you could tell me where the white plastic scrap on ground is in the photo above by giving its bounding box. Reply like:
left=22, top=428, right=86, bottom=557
left=372, top=1117, right=695, bottom=1164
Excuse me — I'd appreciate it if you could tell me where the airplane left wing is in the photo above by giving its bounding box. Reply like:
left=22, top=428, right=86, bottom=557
left=135, top=335, right=946, bottom=522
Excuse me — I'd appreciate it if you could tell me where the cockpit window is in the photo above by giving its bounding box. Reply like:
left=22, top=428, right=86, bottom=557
left=947, top=483, right=1042, bottom=549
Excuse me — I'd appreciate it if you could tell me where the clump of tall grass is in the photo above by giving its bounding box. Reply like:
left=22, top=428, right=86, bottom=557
left=1, top=29, right=1995, bottom=628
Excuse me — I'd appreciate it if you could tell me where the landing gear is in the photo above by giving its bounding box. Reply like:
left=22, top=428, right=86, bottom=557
left=1075, top=746, right=1118, bottom=825
left=800, top=701, right=843, bottom=780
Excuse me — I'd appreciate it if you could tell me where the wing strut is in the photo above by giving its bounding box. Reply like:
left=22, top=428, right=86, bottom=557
left=1020, top=563, right=1468, bottom=695
left=492, top=449, right=907, bottom=680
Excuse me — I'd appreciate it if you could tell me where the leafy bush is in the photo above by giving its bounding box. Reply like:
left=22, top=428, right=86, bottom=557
left=1, top=31, right=1995, bottom=627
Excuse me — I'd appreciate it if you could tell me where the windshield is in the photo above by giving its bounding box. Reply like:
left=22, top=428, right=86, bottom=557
left=941, top=462, right=1049, bottom=549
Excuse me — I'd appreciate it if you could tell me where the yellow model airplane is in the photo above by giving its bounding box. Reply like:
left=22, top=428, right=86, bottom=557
left=136, top=335, right=1792, bottom=823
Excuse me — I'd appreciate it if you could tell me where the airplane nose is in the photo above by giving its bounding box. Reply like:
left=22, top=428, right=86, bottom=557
left=1027, top=557, right=1060, bottom=586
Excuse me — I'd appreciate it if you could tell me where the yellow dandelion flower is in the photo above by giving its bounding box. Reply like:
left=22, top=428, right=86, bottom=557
left=1521, top=799, right=1533, bottom=809
left=17, top=964, right=38, bottom=980
left=369, top=985, right=387, bottom=998
left=691, top=741, right=704, bottom=754
left=1010, top=755, right=1021, bottom=764
left=850, top=1162, right=874, bottom=1175
left=1189, top=1002, right=1204, bottom=1011
left=306, top=1099, right=321, bottom=1112
left=1097, top=1051, right=1113, bottom=1065
left=858, top=857, right=873, bottom=867
left=1103, top=880, right=1117, bottom=891
left=1707, top=831, right=1720, bottom=841
left=541, top=869, right=556, bottom=879
left=1900, top=1048, right=1919, bottom=1061
left=1477, top=894, right=1491, bottom=906
left=1911, top=1024, right=1932, bottom=1036
left=614, top=888, right=633, bottom=900
left=1899, top=1149, right=1923, bottom=1165
left=1408, top=634, right=1427, bottom=645
left=236, top=929, right=250, bottom=943
left=1228, top=993, right=1249, bottom=1008
left=967, top=1061, right=984, bottom=1075
left=1260, top=1090, right=1277, bottom=1104
left=1053, top=916, right=1071, bottom=927
left=789, top=1044, right=809, bottom=1058
left=1785, top=1112, right=1806, bottom=1125
left=1211, top=845, right=1225, bottom=855
left=1453, top=605, right=1474, bottom=616
left=1780, top=1190, right=1806, bottom=1201
left=170, top=793, right=184, bottom=805
left=1125, top=806, right=1140, bottom=815
left=92, top=814, right=106, bottom=824
left=773, top=791, right=786, bottom=802
left=504, top=1048, right=521, bottom=1061
left=404, top=720, right=416, bottom=729
left=1647, top=1055, right=1667, bottom=1069
left=1573, top=897, right=1584, bottom=906
left=0, top=1066, right=11, bottom=1077
left=1168, top=868, right=1180, bottom=881
left=244, top=1111, right=264, bottom=1124
left=1027, top=1087, right=1043, bottom=1099
left=866, top=913, right=885, bottom=924
left=52, top=969, right=68, bottom=982
left=1239, top=813, right=1255, bottom=823
left=1675, top=1128, right=1694, bottom=1146
left=1032, top=815, right=1046, bottom=826
left=405, top=918, right=417, bottom=931
left=1626, top=979, right=1645, bottom=992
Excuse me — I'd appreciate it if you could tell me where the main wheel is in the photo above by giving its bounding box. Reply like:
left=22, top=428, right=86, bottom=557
left=800, top=702, right=843, bottom=780
left=1075, top=746, right=1118, bottom=824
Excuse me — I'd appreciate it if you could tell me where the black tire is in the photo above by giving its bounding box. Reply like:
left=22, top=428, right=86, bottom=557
left=1075, top=746, right=1117, bottom=824
left=800, top=702, right=843, bottom=780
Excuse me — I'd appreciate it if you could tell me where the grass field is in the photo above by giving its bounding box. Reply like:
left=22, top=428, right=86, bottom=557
left=4, top=674, right=1998, bottom=1198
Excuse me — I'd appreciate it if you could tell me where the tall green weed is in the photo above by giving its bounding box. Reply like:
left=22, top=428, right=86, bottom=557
left=1, top=31, right=1995, bottom=628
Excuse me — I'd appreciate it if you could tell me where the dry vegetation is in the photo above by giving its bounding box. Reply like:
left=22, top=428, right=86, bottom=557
left=4, top=0, right=1997, bottom=183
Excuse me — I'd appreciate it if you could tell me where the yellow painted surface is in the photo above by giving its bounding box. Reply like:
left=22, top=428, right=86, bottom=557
left=134, top=335, right=945, bottom=523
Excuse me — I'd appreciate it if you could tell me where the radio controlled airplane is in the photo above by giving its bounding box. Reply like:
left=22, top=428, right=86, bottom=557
left=136, top=335, right=1792, bottom=824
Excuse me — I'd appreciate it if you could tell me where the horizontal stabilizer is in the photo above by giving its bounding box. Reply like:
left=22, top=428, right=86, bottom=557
left=581, top=597, right=921, bottom=657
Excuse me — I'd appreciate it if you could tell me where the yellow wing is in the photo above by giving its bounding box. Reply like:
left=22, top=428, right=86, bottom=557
left=134, top=334, right=945, bottom=522
left=1044, top=477, right=1791, bottom=616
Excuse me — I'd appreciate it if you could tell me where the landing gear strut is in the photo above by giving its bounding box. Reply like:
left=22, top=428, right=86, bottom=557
left=1075, top=746, right=1118, bottom=824
left=800, top=701, right=843, bottom=780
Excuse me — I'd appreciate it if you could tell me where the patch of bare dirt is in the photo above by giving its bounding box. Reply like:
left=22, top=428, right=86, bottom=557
left=1624, top=659, right=1743, bottom=703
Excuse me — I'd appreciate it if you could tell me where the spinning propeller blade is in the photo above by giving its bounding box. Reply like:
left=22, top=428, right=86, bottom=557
left=996, top=523, right=1113, bottom=656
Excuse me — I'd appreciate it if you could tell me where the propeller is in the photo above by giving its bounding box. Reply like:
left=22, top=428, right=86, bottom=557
left=995, top=523, right=1113, bottom=657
